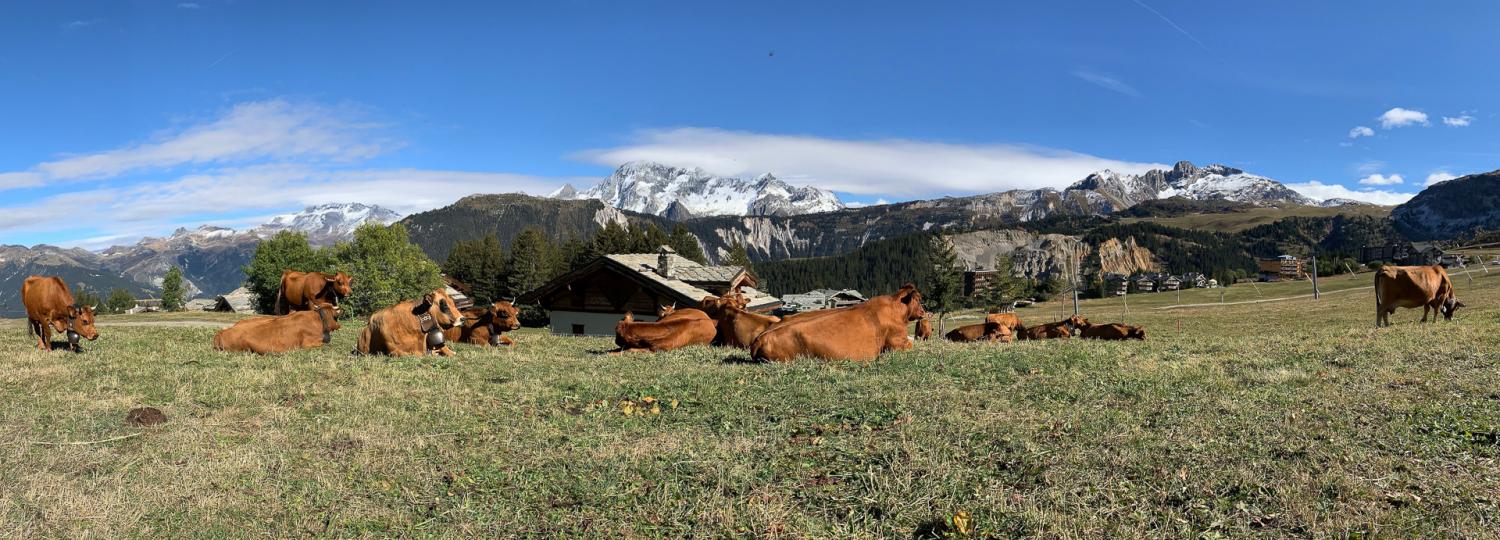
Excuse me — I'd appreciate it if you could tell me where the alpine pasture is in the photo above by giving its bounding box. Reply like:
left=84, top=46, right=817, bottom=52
left=3, top=271, right=1497, bottom=538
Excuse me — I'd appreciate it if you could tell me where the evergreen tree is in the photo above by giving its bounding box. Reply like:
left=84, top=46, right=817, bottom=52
left=73, top=287, right=102, bottom=311
left=160, top=267, right=186, bottom=312
left=628, top=223, right=670, bottom=252
left=979, top=253, right=1027, bottom=310
left=330, top=223, right=445, bottom=317
left=667, top=224, right=708, bottom=264
left=444, top=235, right=506, bottom=303
left=104, top=288, right=137, bottom=314
left=726, top=242, right=754, bottom=271
left=921, top=234, right=961, bottom=332
left=593, top=221, right=633, bottom=254
left=504, top=227, right=557, bottom=298
left=243, top=231, right=330, bottom=314
left=560, top=233, right=596, bottom=271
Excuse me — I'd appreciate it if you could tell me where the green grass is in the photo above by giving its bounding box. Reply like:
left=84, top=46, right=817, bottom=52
left=1119, top=205, right=1392, bottom=233
left=3, top=273, right=1498, bottom=538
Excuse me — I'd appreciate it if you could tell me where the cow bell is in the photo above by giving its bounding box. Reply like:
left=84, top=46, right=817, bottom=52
left=66, top=330, right=82, bottom=352
left=426, top=328, right=446, bottom=350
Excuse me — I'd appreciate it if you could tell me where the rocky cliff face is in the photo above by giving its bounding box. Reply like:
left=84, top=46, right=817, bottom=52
left=1391, top=169, right=1500, bottom=241
left=1097, top=237, right=1158, bottom=275
left=945, top=229, right=1089, bottom=280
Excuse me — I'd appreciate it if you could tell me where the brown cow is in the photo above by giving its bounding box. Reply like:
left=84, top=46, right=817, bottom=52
left=613, top=311, right=716, bottom=353
left=710, top=305, right=782, bottom=348
left=443, top=301, right=522, bottom=346
left=657, top=303, right=711, bottom=322
left=750, top=283, right=926, bottom=362
left=1019, top=314, right=1089, bottom=340
left=914, top=317, right=933, bottom=340
left=1079, top=323, right=1146, bottom=340
left=355, top=289, right=466, bottom=356
left=275, top=270, right=354, bottom=314
left=945, top=321, right=1013, bottom=343
left=1375, top=265, right=1464, bottom=327
left=213, top=304, right=343, bottom=354
left=984, top=312, right=1026, bottom=333
left=21, top=276, right=99, bottom=352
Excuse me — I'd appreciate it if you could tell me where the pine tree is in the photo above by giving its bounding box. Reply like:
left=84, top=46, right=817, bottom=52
left=504, top=227, right=557, bottom=298
left=921, top=234, right=961, bottom=332
left=979, top=253, right=1026, bottom=310
left=726, top=242, right=754, bottom=271
left=243, top=231, right=331, bottom=314
left=160, top=267, right=186, bottom=312
left=668, top=224, right=708, bottom=264
left=592, top=221, right=633, bottom=255
left=330, top=223, right=445, bottom=317
left=444, top=235, right=506, bottom=303
left=104, top=288, right=137, bottom=314
left=560, top=233, right=596, bottom=271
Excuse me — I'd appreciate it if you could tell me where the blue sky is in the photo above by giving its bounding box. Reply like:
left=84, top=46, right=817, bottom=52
left=3, top=1, right=1498, bottom=248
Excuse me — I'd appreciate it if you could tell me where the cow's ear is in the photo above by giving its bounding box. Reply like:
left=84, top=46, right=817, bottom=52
left=622, top=311, right=633, bottom=322
left=422, top=292, right=436, bottom=306
left=67, top=305, right=80, bottom=318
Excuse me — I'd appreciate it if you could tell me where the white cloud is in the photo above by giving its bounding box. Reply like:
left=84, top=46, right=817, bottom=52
left=177, top=2, right=200, bottom=8
left=16, top=100, right=387, bottom=184
left=1347, top=125, right=1374, bottom=138
left=1357, top=173, right=1403, bottom=186
left=1442, top=115, right=1473, bottom=127
left=1071, top=70, right=1141, bottom=98
left=1425, top=171, right=1457, bottom=186
left=61, top=19, right=102, bottom=30
left=575, top=127, right=1166, bottom=196
left=0, top=172, right=44, bottom=190
left=1287, top=181, right=1414, bottom=206
left=1378, top=107, right=1428, bottom=129
left=1353, top=160, right=1387, bottom=174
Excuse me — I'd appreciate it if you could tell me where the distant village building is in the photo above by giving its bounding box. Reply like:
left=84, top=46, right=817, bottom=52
left=780, top=289, right=866, bottom=313
left=520, top=246, right=780, bottom=336
left=1181, top=272, right=1209, bottom=289
left=441, top=275, right=476, bottom=310
left=1134, top=274, right=1157, bottom=293
left=125, top=298, right=162, bottom=314
left=1159, top=275, right=1183, bottom=291
left=1102, top=273, right=1130, bottom=296
left=211, top=287, right=255, bottom=313
left=1258, top=255, right=1308, bottom=281
left=1360, top=242, right=1443, bottom=266
left=184, top=298, right=216, bottom=311
left=961, top=270, right=1003, bottom=298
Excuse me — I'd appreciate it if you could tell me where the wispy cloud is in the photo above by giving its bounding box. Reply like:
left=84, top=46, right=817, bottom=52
left=1128, top=0, right=1209, bottom=51
left=1347, top=126, right=1374, bottom=139
left=1071, top=70, right=1141, bottom=98
left=575, top=127, right=1167, bottom=196
left=1378, top=107, right=1428, bottom=129
left=1357, top=173, right=1403, bottom=186
left=60, top=19, right=103, bottom=31
left=1354, top=160, right=1387, bottom=174
left=1441, top=114, right=1473, bottom=127
left=177, top=2, right=201, bottom=8
left=1287, top=181, right=1414, bottom=206
left=2, top=99, right=390, bottom=188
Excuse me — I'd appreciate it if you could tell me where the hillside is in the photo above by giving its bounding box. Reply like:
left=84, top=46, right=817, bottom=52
left=1392, top=169, right=1500, bottom=240
left=400, top=194, right=672, bottom=263
left=0, top=245, right=151, bottom=316
left=1120, top=201, right=1392, bottom=233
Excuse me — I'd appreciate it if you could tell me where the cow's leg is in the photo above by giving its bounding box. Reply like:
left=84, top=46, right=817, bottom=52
left=436, top=345, right=455, bottom=357
left=38, top=319, right=53, bottom=351
left=498, top=335, right=514, bottom=346
left=30, top=319, right=47, bottom=350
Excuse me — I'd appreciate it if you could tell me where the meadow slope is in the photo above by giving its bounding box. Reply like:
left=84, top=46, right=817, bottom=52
left=2, top=271, right=1498, bottom=538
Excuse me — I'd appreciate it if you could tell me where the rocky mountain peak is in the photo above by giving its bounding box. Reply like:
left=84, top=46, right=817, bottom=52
left=557, top=161, right=845, bottom=219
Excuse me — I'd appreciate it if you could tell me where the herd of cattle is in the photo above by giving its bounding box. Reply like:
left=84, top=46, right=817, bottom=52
left=16, top=264, right=1468, bottom=360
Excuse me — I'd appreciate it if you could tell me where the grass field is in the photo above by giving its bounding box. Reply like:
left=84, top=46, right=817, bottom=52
left=1118, top=205, right=1392, bottom=233
left=3, top=272, right=1498, bottom=538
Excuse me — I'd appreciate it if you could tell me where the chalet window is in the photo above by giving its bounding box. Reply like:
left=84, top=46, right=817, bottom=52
left=571, top=324, right=585, bottom=336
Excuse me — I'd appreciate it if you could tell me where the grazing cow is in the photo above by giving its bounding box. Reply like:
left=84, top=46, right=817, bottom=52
left=355, top=289, right=465, bottom=356
left=914, top=317, right=933, bottom=340
left=984, top=312, right=1027, bottom=333
left=945, top=321, right=1013, bottom=343
left=613, top=311, right=716, bottom=353
left=1080, top=323, right=1146, bottom=340
left=213, top=304, right=342, bottom=354
left=21, top=276, right=99, bottom=352
left=1375, top=265, right=1464, bottom=327
left=1019, top=314, right=1089, bottom=340
left=275, top=271, right=354, bottom=314
left=750, top=283, right=926, bottom=362
left=443, top=300, right=522, bottom=346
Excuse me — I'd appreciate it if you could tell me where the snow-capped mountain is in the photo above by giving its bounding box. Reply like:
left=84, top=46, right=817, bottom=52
left=253, top=203, right=403, bottom=245
left=1064, top=161, right=1318, bottom=209
left=556, top=161, right=845, bottom=219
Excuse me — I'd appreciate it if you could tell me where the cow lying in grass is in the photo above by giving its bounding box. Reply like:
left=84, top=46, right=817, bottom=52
left=696, top=294, right=781, bottom=348
left=945, top=321, right=1013, bottom=343
left=613, top=311, right=716, bottom=353
left=214, top=303, right=342, bottom=354
left=356, top=289, right=465, bottom=356
left=1079, top=323, right=1146, bottom=340
left=750, top=283, right=926, bottom=362
left=444, top=300, right=522, bottom=346
left=984, top=312, right=1026, bottom=334
left=1020, top=314, right=1089, bottom=340
left=657, top=303, right=711, bottom=322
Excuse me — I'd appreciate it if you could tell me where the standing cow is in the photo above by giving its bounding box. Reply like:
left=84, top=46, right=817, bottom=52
left=914, top=317, right=933, bottom=340
left=21, top=276, right=100, bottom=352
left=355, top=289, right=466, bottom=356
left=275, top=271, right=354, bottom=314
left=213, top=303, right=342, bottom=354
left=750, top=283, right=926, bottom=362
left=1375, top=265, right=1465, bottom=327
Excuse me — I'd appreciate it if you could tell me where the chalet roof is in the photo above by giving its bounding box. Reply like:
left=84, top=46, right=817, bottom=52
left=213, top=287, right=255, bottom=313
left=523, top=253, right=780, bottom=310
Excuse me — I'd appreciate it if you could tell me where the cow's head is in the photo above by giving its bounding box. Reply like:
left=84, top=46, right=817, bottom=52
left=1065, top=314, right=1091, bottom=335
left=1128, top=326, right=1147, bottom=340
left=67, top=305, right=99, bottom=341
left=895, top=283, right=926, bottom=321
left=312, top=302, right=343, bottom=332
left=327, top=272, right=354, bottom=302
left=421, top=289, right=464, bottom=329
left=657, top=303, right=677, bottom=318
left=983, top=321, right=1007, bottom=339
left=491, top=300, right=522, bottom=331
left=1441, top=297, right=1466, bottom=320
left=725, top=292, right=749, bottom=310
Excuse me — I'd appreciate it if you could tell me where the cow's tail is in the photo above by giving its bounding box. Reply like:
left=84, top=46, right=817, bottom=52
left=1373, top=270, right=1386, bottom=327
left=273, top=288, right=288, bottom=315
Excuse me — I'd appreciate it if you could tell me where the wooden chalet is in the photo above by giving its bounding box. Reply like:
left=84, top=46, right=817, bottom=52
left=519, top=247, right=781, bottom=336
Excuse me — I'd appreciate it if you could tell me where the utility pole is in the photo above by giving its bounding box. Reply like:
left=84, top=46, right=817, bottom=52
left=1071, top=252, right=1080, bottom=316
left=1310, top=253, right=1320, bottom=300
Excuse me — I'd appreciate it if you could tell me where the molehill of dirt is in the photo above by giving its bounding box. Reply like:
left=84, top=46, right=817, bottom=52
left=125, top=407, right=167, bottom=426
